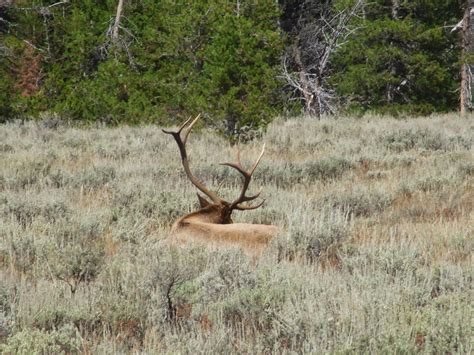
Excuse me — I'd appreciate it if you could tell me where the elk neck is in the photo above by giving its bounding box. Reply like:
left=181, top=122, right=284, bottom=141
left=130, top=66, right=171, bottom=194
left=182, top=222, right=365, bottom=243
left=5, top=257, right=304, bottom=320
left=176, top=203, right=234, bottom=227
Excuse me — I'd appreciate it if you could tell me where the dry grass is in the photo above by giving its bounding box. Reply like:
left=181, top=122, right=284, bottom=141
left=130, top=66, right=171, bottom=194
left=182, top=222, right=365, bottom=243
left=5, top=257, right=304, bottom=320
left=0, top=113, right=472, bottom=353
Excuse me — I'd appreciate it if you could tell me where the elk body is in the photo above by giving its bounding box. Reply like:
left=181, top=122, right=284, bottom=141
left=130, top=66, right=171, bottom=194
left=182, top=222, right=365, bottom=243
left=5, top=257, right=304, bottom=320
left=163, top=115, right=278, bottom=255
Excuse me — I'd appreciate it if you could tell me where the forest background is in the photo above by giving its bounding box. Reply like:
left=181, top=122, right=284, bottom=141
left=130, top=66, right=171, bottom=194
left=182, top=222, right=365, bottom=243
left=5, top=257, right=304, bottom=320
left=0, top=0, right=467, bottom=134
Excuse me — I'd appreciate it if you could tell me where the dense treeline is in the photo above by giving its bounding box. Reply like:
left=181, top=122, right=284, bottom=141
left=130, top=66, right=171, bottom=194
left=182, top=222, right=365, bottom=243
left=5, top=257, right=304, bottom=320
left=332, top=0, right=464, bottom=115
left=0, top=1, right=465, bottom=131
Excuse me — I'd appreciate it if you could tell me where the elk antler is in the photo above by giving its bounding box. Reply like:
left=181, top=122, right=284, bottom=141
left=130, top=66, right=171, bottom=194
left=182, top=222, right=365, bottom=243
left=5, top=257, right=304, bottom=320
left=220, top=144, right=266, bottom=211
left=162, top=114, right=222, bottom=204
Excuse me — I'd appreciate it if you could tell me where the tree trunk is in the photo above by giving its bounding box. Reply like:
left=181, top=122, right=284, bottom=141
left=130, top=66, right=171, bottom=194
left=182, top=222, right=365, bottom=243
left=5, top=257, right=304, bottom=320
left=461, top=0, right=474, bottom=116
left=386, top=1, right=400, bottom=104
left=391, top=0, right=400, bottom=20
left=112, top=0, right=124, bottom=42
left=292, top=38, right=319, bottom=117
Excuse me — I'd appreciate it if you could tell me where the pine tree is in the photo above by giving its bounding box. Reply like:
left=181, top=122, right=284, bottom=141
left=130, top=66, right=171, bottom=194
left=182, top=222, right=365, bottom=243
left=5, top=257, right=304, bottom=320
left=0, top=0, right=283, bottom=131
left=331, top=0, right=464, bottom=115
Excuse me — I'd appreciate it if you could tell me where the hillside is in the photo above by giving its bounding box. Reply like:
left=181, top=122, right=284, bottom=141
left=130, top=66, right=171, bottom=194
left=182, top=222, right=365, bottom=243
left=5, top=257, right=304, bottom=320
left=0, top=114, right=472, bottom=353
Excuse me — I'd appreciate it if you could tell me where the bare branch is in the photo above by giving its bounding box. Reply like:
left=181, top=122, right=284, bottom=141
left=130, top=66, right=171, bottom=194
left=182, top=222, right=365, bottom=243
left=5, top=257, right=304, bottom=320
left=8, top=0, right=69, bottom=13
left=21, top=40, right=45, bottom=53
left=451, top=19, right=464, bottom=32
left=99, top=1, right=138, bottom=68
left=281, top=0, right=363, bottom=117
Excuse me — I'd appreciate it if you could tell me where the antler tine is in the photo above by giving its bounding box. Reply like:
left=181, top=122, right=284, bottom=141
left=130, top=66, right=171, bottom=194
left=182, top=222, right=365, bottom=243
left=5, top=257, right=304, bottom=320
left=235, top=199, right=265, bottom=211
left=162, top=114, right=222, bottom=204
left=162, top=116, right=191, bottom=135
left=250, top=144, right=265, bottom=175
left=162, top=114, right=201, bottom=144
left=237, top=148, right=242, bottom=166
left=219, top=144, right=266, bottom=210
left=182, top=113, right=201, bottom=144
left=220, top=145, right=265, bottom=178
left=236, top=186, right=262, bottom=204
left=220, top=161, right=247, bottom=176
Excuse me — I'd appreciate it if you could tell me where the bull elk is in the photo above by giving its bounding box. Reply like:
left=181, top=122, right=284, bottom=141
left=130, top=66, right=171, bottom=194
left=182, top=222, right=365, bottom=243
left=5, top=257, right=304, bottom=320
left=163, top=115, right=278, bottom=255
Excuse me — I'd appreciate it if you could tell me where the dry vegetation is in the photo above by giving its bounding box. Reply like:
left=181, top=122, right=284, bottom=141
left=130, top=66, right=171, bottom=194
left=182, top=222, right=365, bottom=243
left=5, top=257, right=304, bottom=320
left=0, top=114, right=472, bottom=353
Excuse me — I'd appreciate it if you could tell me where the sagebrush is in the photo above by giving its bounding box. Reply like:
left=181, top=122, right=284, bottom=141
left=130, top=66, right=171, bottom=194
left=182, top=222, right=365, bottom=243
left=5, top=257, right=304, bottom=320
left=0, top=114, right=472, bottom=353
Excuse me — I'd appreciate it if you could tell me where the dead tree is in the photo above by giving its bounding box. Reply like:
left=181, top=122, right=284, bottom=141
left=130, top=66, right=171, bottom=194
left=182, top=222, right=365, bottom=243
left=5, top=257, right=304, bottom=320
left=281, top=0, right=363, bottom=118
left=111, top=0, right=124, bottom=42
left=452, top=1, right=474, bottom=116
left=461, top=1, right=474, bottom=116
left=99, top=0, right=137, bottom=67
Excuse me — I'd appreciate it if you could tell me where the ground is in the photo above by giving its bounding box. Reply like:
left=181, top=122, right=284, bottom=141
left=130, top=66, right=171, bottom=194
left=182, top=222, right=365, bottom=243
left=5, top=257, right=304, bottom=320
left=0, top=114, right=472, bottom=353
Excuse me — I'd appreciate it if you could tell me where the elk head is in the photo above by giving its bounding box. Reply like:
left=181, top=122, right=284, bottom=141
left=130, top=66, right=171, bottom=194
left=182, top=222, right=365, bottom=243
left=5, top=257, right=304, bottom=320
left=162, top=114, right=267, bottom=229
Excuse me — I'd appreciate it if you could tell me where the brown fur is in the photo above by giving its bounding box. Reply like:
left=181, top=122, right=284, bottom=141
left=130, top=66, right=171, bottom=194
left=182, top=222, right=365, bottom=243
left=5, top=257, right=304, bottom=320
left=171, top=208, right=279, bottom=256
left=163, top=115, right=279, bottom=255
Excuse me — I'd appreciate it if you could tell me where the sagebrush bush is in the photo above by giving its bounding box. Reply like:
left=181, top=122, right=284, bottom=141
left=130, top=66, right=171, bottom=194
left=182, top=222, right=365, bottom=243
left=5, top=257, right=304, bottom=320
left=0, top=274, right=15, bottom=341
left=0, top=325, right=82, bottom=354
left=0, top=144, right=14, bottom=153
left=304, top=157, right=353, bottom=182
left=7, top=234, right=37, bottom=275
left=415, top=176, right=453, bottom=192
left=1, top=156, right=53, bottom=190
left=218, top=285, right=286, bottom=332
left=2, top=196, right=70, bottom=228
left=111, top=186, right=189, bottom=226
left=148, top=246, right=202, bottom=324
left=252, top=158, right=352, bottom=188
left=381, top=129, right=446, bottom=152
left=72, top=165, right=116, bottom=189
left=275, top=207, right=351, bottom=262
left=96, top=258, right=150, bottom=341
left=196, top=250, right=257, bottom=306
left=45, top=169, right=72, bottom=188
left=457, top=161, right=474, bottom=178
left=322, top=188, right=392, bottom=217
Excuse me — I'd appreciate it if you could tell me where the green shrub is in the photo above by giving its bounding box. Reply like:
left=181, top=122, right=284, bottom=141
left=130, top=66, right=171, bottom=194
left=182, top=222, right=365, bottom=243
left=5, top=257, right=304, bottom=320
left=41, top=239, right=105, bottom=294
left=148, top=246, right=204, bottom=325
left=0, top=144, right=14, bottom=153
left=323, top=189, right=392, bottom=217
left=2, top=157, right=53, bottom=190
left=457, top=162, right=474, bottom=178
left=72, top=165, right=116, bottom=189
left=243, top=207, right=288, bottom=226
left=304, top=157, right=353, bottom=182
left=8, top=235, right=37, bottom=275
left=380, top=129, right=453, bottom=152
left=196, top=250, right=257, bottom=305
left=275, top=207, right=351, bottom=262
left=111, top=186, right=189, bottom=226
left=2, top=198, right=70, bottom=228
left=218, top=285, right=285, bottom=331
left=0, top=325, right=82, bottom=354
left=46, top=169, right=72, bottom=188
left=415, top=176, right=452, bottom=192
left=0, top=274, right=15, bottom=341
left=253, top=158, right=352, bottom=188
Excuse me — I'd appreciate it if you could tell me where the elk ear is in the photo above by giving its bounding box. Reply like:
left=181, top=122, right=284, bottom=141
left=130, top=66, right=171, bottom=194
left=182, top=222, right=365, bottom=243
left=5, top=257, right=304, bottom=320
left=197, top=193, right=211, bottom=208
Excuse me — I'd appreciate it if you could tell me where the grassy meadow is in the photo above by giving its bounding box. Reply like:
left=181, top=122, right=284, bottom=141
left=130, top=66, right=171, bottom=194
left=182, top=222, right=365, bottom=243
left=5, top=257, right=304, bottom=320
left=0, top=114, right=472, bottom=353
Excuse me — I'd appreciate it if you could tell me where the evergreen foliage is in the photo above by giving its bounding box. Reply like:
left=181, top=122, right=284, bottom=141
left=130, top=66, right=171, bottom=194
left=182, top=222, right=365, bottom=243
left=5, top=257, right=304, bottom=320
left=0, top=1, right=283, bottom=132
left=331, top=0, right=463, bottom=115
left=0, top=1, right=467, bottom=125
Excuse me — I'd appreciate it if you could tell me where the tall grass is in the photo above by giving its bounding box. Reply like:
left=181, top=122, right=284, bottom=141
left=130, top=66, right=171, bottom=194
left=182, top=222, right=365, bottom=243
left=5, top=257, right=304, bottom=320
left=0, top=114, right=472, bottom=353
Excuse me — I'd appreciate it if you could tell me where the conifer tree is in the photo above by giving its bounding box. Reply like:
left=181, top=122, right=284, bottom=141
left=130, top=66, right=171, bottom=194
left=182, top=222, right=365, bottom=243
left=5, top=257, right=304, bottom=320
left=331, top=0, right=463, bottom=115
